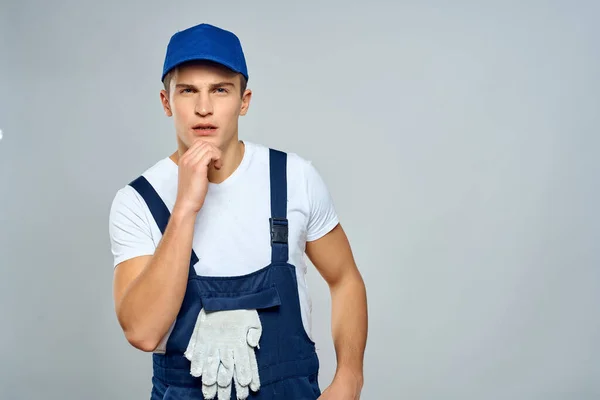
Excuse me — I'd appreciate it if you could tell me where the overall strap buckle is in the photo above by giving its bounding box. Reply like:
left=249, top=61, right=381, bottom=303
left=270, top=217, right=289, bottom=244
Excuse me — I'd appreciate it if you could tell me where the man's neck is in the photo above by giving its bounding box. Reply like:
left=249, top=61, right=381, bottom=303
left=208, top=139, right=245, bottom=183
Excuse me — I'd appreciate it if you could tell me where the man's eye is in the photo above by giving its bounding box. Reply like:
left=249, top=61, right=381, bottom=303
left=181, top=88, right=193, bottom=93
left=215, top=88, right=228, bottom=93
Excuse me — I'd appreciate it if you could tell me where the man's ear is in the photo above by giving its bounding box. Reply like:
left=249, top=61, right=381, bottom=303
left=160, top=90, right=173, bottom=117
left=240, top=89, right=252, bottom=116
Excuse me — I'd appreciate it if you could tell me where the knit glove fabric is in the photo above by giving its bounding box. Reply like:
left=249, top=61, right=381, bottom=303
left=184, top=308, right=262, bottom=399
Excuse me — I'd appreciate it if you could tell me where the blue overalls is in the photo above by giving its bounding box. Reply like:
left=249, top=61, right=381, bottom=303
left=129, top=149, right=322, bottom=399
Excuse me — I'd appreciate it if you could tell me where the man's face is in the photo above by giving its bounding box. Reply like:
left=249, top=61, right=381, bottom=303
left=160, top=62, right=251, bottom=151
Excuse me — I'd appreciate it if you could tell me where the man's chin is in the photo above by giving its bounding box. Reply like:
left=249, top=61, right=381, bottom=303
left=184, top=135, right=218, bottom=145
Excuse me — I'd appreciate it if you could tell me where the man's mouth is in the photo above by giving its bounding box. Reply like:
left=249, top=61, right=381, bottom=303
left=193, top=124, right=218, bottom=134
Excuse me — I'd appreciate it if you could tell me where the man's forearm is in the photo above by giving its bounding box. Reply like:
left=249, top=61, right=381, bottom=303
left=330, top=268, right=368, bottom=387
left=117, top=208, right=197, bottom=350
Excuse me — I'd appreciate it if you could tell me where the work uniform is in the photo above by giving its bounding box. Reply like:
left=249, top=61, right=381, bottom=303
left=125, top=149, right=324, bottom=399
left=108, top=21, right=340, bottom=400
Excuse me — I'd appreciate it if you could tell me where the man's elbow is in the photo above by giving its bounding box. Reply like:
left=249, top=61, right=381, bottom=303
left=124, top=328, right=160, bottom=352
left=117, top=313, right=161, bottom=352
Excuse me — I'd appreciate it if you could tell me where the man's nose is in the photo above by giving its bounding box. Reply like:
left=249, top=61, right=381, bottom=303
left=195, top=93, right=213, bottom=116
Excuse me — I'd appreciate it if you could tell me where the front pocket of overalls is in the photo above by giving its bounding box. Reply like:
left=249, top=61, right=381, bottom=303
left=163, top=385, right=204, bottom=400
left=306, top=373, right=322, bottom=398
left=264, top=373, right=321, bottom=399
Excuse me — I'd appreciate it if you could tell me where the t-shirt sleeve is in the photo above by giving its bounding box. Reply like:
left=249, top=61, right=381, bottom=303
left=304, top=161, right=340, bottom=242
left=108, top=187, right=156, bottom=268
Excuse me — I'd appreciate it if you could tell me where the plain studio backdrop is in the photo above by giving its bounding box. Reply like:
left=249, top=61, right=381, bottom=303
left=1, top=1, right=599, bottom=399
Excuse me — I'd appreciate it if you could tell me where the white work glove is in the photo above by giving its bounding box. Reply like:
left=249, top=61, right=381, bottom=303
left=233, top=342, right=261, bottom=399
left=184, top=308, right=262, bottom=400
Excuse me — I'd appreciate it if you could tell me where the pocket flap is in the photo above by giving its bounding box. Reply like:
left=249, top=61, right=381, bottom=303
left=201, top=286, right=281, bottom=312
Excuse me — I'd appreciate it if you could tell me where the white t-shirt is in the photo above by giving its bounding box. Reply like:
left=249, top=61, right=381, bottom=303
left=108, top=140, right=339, bottom=350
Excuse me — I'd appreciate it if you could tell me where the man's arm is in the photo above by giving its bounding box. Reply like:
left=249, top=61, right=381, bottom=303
left=112, top=141, right=223, bottom=352
left=113, top=208, right=196, bottom=352
left=306, top=223, right=368, bottom=398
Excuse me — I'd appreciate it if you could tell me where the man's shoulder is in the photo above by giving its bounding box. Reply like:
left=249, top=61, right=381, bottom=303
left=246, top=140, right=312, bottom=174
left=135, top=156, right=178, bottom=187
left=110, top=156, right=177, bottom=212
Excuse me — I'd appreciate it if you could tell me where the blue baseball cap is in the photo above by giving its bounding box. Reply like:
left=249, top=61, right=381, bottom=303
left=161, top=23, right=248, bottom=83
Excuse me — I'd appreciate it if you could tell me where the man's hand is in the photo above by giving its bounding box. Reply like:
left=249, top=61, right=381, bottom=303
left=318, top=369, right=363, bottom=399
left=174, top=140, right=223, bottom=216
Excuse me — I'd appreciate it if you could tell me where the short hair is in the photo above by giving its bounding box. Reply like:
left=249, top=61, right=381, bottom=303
left=162, top=61, right=248, bottom=97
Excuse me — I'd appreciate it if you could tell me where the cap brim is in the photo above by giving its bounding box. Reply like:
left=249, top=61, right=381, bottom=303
left=162, top=55, right=248, bottom=82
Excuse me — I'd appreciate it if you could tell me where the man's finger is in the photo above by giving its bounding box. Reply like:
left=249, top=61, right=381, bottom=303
left=213, top=157, right=223, bottom=169
left=198, top=150, right=222, bottom=169
left=181, top=141, right=208, bottom=167
left=181, top=139, right=207, bottom=162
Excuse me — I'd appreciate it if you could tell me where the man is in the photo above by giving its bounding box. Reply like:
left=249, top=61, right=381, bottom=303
left=109, top=23, right=367, bottom=400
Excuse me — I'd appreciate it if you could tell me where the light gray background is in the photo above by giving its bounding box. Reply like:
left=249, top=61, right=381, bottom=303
left=1, top=0, right=599, bottom=399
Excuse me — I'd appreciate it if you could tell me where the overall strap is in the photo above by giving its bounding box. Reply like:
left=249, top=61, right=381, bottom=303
left=269, top=149, right=289, bottom=263
left=129, top=176, right=199, bottom=274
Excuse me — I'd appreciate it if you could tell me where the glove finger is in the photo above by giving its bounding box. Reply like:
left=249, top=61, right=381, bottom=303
left=184, top=311, right=202, bottom=360
left=202, top=345, right=219, bottom=386
left=202, top=382, right=218, bottom=400
left=217, top=349, right=235, bottom=387
left=190, top=338, right=206, bottom=377
left=217, top=380, right=232, bottom=400
left=246, top=327, right=262, bottom=348
left=190, top=348, right=205, bottom=378
left=233, top=345, right=251, bottom=386
left=189, top=323, right=207, bottom=375
left=248, top=349, right=261, bottom=392
left=233, top=371, right=250, bottom=400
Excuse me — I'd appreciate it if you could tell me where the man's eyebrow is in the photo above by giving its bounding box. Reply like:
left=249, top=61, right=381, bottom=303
left=174, top=83, right=197, bottom=89
left=174, top=82, right=236, bottom=89
left=210, top=81, right=236, bottom=88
